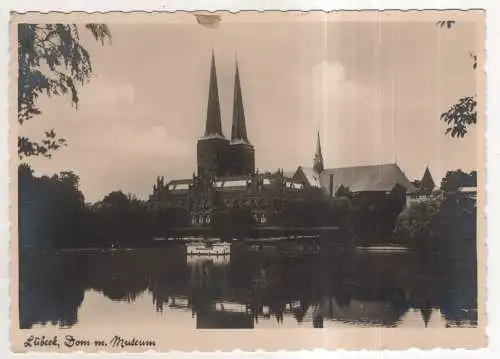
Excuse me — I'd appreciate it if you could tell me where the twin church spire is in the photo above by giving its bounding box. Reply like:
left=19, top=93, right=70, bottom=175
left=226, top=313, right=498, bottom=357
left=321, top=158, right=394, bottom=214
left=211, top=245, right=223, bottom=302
left=204, top=50, right=224, bottom=137
left=204, top=50, right=250, bottom=144
left=199, top=51, right=255, bottom=177
left=231, top=58, right=249, bottom=143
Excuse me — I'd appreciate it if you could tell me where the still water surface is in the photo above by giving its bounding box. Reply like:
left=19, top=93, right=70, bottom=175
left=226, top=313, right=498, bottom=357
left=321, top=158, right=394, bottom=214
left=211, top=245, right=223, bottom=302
left=19, top=245, right=477, bottom=330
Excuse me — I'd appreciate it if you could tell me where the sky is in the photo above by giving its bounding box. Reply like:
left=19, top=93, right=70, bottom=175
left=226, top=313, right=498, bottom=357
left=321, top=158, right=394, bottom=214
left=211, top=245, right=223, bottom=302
left=20, top=16, right=480, bottom=202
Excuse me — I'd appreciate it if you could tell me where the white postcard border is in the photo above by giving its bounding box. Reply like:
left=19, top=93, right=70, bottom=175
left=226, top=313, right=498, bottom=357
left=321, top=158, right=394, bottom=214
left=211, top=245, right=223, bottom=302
left=1, top=0, right=499, bottom=358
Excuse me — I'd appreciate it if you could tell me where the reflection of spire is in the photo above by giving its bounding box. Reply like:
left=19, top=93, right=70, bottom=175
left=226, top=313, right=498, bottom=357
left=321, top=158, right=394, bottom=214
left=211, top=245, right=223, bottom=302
left=313, top=130, right=324, bottom=173
left=204, top=50, right=224, bottom=137
left=231, top=56, right=250, bottom=143
left=420, top=302, right=433, bottom=327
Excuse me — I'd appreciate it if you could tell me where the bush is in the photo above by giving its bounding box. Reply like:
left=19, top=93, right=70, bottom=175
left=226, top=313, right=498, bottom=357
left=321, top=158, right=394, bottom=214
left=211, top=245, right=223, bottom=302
left=394, top=199, right=441, bottom=251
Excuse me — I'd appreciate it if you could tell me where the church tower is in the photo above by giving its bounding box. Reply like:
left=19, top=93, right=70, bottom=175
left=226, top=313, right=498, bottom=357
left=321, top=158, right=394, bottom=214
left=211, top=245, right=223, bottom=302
left=227, top=58, right=255, bottom=176
left=313, top=130, right=324, bottom=173
left=197, top=51, right=230, bottom=177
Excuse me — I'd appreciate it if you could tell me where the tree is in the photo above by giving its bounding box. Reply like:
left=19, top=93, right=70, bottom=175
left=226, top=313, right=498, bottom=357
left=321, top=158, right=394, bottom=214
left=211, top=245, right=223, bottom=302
left=18, top=23, right=111, bottom=158
left=441, top=96, right=477, bottom=138
left=101, top=190, right=130, bottom=208
left=440, top=170, right=477, bottom=192
left=18, top=164, right=87, bottom=249
left=92, top=190, right=152, bottom=247
left=394, top=199, right=441, bottom=251
left=437, top=21, right=478, bottom=138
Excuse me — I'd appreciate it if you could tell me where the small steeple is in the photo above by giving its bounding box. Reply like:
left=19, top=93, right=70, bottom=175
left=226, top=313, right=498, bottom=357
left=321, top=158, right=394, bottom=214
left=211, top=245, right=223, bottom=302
left=313, top=130, right=324, bottom=173
left=231, top=56, right=250, bottom=144
left=420, top=166, right=436, bottom=194
left=204, top=49, right=224, bottom=138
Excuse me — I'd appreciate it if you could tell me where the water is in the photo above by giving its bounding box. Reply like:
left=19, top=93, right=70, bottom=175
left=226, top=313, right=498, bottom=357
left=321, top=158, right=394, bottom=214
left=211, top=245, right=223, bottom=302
left=18, top=244, right=477, bottom=330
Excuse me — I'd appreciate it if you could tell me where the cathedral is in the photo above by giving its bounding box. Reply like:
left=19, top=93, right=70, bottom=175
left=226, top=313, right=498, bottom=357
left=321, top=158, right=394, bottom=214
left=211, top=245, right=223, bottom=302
left=150, top=52, right=305, bottom=226
left=150, top=51, right=417, bottom=226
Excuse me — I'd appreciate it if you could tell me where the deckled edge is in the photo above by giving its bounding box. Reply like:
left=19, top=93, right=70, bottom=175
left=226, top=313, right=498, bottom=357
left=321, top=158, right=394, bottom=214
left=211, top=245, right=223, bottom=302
left=6, top=8, right=489, bottom=355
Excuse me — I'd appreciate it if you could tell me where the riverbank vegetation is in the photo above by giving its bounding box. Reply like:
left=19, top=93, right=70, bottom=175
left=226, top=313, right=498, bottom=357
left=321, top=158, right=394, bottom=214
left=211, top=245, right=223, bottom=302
left=18, top=164, right=477, bottom=252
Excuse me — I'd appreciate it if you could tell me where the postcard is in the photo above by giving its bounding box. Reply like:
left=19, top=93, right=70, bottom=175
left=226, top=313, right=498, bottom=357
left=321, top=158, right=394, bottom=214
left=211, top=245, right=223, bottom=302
left=10, top=10, right=486, bottom=352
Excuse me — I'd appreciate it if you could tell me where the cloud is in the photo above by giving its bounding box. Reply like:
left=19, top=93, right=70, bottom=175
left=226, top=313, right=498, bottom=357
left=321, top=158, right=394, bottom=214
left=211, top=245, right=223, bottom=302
left=79, top=74, right=136, bottom=106
left=309, top=61, right=364, bottom=123
left=132, top=126, right=192, bottom=157
left=78, top=122, right=192, bottom=160
left=312, top=61, right=359, bottom=99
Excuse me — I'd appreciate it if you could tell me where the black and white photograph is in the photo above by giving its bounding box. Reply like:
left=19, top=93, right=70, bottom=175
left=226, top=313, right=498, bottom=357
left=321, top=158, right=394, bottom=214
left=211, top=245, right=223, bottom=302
left=10, top=10, right=486, bottom=351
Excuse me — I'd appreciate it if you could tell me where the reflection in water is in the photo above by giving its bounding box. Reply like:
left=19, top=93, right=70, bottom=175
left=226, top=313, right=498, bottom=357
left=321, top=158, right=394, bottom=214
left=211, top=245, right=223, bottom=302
left=19, top=245, right=477, bottom=329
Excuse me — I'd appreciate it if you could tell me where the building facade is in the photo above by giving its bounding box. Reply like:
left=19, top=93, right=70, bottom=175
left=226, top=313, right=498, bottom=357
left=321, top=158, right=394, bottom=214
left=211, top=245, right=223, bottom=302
left=150, top=52, right=304, bottom=226
left=150, top=52, right=417, bottom=227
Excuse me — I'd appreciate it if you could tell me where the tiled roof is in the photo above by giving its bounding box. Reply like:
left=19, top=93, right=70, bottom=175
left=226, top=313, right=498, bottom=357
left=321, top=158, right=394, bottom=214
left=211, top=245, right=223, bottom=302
left=294, top=166, right=321, bottom=187
left=295, top=163, right=416, bottom=193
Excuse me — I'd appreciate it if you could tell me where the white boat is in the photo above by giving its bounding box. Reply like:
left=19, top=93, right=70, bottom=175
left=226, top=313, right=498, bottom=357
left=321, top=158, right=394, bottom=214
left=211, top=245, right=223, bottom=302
left=186, top=241, right=231, bottom=256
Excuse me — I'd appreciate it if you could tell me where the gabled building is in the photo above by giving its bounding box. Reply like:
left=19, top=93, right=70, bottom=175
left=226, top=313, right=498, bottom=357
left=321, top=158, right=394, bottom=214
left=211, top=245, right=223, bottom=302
left=290, top=133, right=416, bottom=206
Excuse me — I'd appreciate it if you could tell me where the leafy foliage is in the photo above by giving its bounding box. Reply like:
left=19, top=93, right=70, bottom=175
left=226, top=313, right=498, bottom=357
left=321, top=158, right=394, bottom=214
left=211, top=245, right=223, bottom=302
left=18, top=130, right=67, bottom=159
left=394, top=199, right=441, bottom=251
left=437, top=20, right=478, bottom=138
left=18, top=23, right=111, bottom=158
left=395, top=188, right=477, bottom=253
left=441, top=96, right=477, bottom=138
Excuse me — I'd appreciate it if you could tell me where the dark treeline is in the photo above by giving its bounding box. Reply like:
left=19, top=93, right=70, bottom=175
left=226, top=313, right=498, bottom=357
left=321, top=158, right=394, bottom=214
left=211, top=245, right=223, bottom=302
left=19, top=247, right=477, bottom=329
left=19, top=164, right=88, bottom=249
left=394, top=167, right=477, bottom=254
left=19, top=164, right=187, bottom=249
left=19, top=165, right=355, bottom=249
left=395, top=194, right=476, bottom=251
left=411, top=169, right=476, bottom=192
left=19, top=164, right=477, bottom=250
